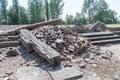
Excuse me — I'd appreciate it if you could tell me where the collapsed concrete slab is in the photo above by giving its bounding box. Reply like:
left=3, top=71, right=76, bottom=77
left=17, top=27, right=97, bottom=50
left=20, top=29, right=61, bottom=65
left=0, top=41, right=20, bottom=48
left=48, top=66, right=83, bottom=80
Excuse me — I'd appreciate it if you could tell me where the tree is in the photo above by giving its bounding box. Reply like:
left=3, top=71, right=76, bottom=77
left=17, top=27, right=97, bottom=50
left=19, top=6, right=28, bottom=24
left=44, top=0, right=49, bottom=21
left=12, top=0, right=19, bottom=24
left=7, top=6, right=16, bottom=24
left=93, top=0, right=118, bottom=24
left=0, top=0, right=7, bottom=24
left=74, top=12, right=87, bottom=24
left=28, top=0, right=45, bottom=23
left=107, top=9, right=118, bottom=24
left=0, top=9, right=2, bottom=24
left=49, top=0, right=64, bottom=19
left=82, top=0, right=97, bottom=23
left=8, top=0, right=19, bottom=24
left=65, top=15, right=74, bottom=24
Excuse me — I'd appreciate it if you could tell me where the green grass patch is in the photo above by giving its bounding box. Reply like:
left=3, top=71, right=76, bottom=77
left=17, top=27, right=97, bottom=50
left=106, top=24, right=120, bottom=28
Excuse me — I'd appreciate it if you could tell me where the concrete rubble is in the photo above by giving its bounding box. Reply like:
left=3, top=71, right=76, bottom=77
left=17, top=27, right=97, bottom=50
left=0, top=19, right=120, bottom=80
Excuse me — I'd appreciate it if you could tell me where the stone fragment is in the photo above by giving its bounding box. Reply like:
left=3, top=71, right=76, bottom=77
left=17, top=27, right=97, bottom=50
left=55, top=39, right=64, bottom=44
left=36, top=34, right=44, bottom=39
left=64, top=62, right=73, bottom=67
left=6, top=47, right=19, bottom=56
left=0, top=51, right=2, bottom=54
left=61, top=28, right=73, bottom=34
left=5, top=70, right=13, bottom=76
left=3, top=77, right=11, bottom=80
left=51, top=43, right=56, bottom=49
left=85, top=58, right=91, bottom=62
left=68, top=45, right=75, bottom=52
left=79, top=63, right=86, bottom=68
left=102, top=55, right=110, bottom=60
left=0, top=56, right=4, bottom=62
left=71, top=59, right=82, bottom=63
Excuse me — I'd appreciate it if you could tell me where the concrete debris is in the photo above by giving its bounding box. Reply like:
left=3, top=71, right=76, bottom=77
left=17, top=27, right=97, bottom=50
left=33, top=26, right=90, bottom=55
left=0, top=51, right=2, bottom=54
left=0, top=20, right=118, bottom=80
left=15, top=66, right=49, bottom=80
left=47, top=66, right=83, bottom=80
left=6, top=47, right=19, bottom=56
left=3, top=77, right=11, bottom=80
left=20, top=29, right=61, bottom=65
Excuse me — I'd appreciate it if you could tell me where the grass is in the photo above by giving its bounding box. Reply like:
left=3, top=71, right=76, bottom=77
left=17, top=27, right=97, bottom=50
left=106, top=24, right=120, bottom=28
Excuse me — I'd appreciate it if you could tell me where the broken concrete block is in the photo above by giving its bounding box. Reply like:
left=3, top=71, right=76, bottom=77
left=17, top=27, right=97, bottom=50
left=0, top=41, right=20, bottom=48
left=85, top=58, right=91, bottom=62
left=6, top=47, right=19, bottom=56
left=61, top=28, right=73, bottom=34
left=0, top=51, right=2, bottom=54
left=79, top=63, right=86, bottom=68
left=102, top=55, right=110, bottom=60
left=3, top=77, right=10, bottom=80
left=20, top=29, right=61, bottom=65
left=55, top=39, right=64, bottom=44
left=48, top=66, right=83, bottom=80
left=68, top=45, right=75, bottom=52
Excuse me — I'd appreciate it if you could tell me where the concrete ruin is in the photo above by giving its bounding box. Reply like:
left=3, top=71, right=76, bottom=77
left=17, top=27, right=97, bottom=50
left=0, top=19, right=120, bottom=80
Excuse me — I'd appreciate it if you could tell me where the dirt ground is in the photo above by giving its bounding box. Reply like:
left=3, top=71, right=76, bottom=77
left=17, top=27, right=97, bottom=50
left=0, top=25, right=120, bottom=80
left=0, top=44, right=120, bottom=80
left=85, top=44, right=120, bottom=80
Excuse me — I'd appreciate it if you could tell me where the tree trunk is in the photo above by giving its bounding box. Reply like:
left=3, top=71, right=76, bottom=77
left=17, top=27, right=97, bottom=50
left=45, top=0, right=49, bottom=21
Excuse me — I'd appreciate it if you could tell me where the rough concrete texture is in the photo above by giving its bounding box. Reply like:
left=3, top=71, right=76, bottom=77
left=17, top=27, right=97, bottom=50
left=15, top=66, right=49, bottom=80
left=48, top=66, right=83, bottom=80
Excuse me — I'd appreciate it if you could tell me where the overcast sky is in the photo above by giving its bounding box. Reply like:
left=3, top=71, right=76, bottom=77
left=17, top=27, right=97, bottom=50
left=7, top=0, right=120, bottom=18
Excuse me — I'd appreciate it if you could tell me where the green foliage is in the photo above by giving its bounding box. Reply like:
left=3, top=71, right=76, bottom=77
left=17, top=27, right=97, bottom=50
left=19, top=6, right=28, bottom=24
left=44, top=0, right=49, bottom=21
left=93, top=0, right=118, bottom=24
left=0, top=0, right=119, bottom=25
left=7, top=0, right=19, bottom=24
left=28, top=0, right=45, bottom=23
left=12, top=0, right=19, bottom=24
left=0, top=0, right=7, bottom=24
left=74, top=12, right=87, bottom=24
left=49, top=0, right=64, bottom=19
left=82, top=0, right=97, bottom=23
left=65, top=15, right=75, bottom=25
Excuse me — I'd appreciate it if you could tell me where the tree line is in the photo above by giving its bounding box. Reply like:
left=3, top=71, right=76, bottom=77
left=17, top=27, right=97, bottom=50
left=0, top=0, right=119, bottom=25
left=65, top=0, right=119, bottom=25
left=0, top=0, right=64, bottom=25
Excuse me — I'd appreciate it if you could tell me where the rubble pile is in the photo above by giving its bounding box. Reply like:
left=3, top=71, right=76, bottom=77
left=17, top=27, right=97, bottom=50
left=32, top=26, right=91, bottom=54
left=0, top=19, right=118, bottom=80
left=31, top=25, right=112, bottom=67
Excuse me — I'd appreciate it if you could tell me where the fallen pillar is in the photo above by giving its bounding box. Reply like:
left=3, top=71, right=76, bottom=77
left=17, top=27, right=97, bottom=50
left=91, top=38, right=120, bottom=45
left=0, top=38, right=12, bottom=42
left=87, top=35, right=120, bottom=41
left=0, top=30, right=17, bottom=36
left=8, top=35, right=19, bottom=40
left=0, top=41, right=20, bottom=48
left=20, top=29, right=61, bottom=65
left=20, top=19, right=61, bottom=30
left=81, top=31, right=114, bottom=37
left=0, top=19, right=61, bottom=36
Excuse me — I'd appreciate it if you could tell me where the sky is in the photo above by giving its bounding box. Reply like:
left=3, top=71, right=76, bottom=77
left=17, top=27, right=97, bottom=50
left=7, top=0, right=120, bottom=18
